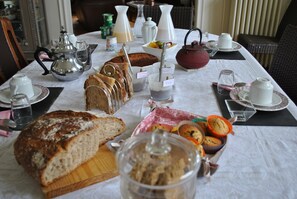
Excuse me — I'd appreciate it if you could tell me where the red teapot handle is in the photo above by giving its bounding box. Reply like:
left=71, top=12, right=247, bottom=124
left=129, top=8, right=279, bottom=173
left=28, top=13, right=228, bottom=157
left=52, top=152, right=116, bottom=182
left=183, top=28, right=203, bottom=49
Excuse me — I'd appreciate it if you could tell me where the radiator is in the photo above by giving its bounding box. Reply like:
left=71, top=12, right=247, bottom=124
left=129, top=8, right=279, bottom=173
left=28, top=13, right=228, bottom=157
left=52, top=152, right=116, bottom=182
left=228, top=0, right=288, bottom=67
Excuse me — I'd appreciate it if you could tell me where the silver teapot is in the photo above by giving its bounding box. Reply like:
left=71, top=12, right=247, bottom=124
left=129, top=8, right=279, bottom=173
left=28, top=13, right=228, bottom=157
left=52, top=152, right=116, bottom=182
left=34, top=27, right=84, bottom=81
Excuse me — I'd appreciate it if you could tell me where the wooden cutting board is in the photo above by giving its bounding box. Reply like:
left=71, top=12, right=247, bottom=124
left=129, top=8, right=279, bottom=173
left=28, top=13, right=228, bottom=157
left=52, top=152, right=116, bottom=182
left=41, top=145, right=118, bottom=198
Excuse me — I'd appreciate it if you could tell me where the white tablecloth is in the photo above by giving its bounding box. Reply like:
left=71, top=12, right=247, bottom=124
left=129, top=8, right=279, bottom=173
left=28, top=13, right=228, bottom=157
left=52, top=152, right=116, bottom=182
left=1, top=29, right=297, bottom=199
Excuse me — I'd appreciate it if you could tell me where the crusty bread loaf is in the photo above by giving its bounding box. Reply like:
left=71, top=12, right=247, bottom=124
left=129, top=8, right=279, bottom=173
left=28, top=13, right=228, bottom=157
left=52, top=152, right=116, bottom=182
left=14, top=110, right=125, bottom=186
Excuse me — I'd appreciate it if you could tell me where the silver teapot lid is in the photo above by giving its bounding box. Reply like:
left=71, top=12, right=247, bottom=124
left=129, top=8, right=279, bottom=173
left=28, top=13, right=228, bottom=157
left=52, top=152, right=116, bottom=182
left=53, top=26, right=76, bottom=54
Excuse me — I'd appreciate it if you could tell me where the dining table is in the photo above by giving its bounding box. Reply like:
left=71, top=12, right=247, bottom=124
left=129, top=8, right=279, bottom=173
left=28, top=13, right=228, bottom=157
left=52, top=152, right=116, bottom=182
left=0, top=28, right=297, bottom=199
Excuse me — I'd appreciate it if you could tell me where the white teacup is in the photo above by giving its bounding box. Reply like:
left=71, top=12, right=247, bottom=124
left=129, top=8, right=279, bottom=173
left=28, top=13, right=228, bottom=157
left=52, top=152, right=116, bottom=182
left=9, top=74, right=34, bottom=99
left=249, top=77, right=274, bottom=106
left=217, top=33, right=232, bottom=49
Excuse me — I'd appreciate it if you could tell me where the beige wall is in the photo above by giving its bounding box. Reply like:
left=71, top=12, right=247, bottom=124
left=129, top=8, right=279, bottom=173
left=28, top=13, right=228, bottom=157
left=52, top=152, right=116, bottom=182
left=194, top=0, right=291, bottom=39
left=194, top=0, right=231, bottom=35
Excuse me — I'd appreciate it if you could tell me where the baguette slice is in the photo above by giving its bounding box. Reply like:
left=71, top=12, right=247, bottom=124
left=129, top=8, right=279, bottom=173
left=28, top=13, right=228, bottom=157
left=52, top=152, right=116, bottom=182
left=100, top=62, right=128, bottom=102
left=84, top=75, right=114, bottom=114
left=94, top=73, right=121, bottom=111
left=14, top=110, right=125, bottom=186
left=117, top=62, right=134, bottom=98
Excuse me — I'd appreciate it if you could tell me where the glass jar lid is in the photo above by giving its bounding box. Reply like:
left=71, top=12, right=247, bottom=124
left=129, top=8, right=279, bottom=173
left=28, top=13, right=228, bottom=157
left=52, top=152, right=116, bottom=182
left=116, top=129, right=201, bottom=187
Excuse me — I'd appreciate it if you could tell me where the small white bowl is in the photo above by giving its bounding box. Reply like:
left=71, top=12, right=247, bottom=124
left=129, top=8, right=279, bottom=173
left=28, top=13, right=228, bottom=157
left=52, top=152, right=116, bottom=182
left=142, top=42, right=178, bottom=60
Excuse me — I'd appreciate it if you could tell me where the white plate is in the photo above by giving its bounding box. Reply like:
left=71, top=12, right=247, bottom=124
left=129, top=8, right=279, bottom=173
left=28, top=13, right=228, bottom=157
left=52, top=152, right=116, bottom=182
left=230, top=86, right=289, bottom=111
left=0, top=85, right=50, bottom=108
left=238, top=90, right=282, bottom=107
left=206, top=41, right=241, bottom=52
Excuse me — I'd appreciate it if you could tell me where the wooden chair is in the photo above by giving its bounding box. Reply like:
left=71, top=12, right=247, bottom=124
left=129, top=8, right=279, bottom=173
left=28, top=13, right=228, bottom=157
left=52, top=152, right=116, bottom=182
left=0, top=17, right=27, bottom=85
left=269, top=24, right=297, bottom=104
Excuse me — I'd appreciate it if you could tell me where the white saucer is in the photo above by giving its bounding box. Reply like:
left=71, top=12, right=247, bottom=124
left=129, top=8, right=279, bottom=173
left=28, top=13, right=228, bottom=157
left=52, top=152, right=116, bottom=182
left=238, top=90, right=282, bottom=107
left=230, top=86, right=289, bottom=111
left=0, top=85, right=49, bottom=108
left=206, top=41, right=241, bottom=52
left=0, top=85, right=42, bottom=104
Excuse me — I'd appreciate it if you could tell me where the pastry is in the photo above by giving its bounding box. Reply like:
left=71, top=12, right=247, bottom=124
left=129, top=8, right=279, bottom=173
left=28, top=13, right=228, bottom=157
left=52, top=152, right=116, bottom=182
left=178, top=124, right=204, bottom=144
left=208, top=117, right=229, bottom=136
left=185, top=137, right=206, bottom=157
left=203, top=136, right=222, bottom=147
left=147, top=123, right=173, bottom=132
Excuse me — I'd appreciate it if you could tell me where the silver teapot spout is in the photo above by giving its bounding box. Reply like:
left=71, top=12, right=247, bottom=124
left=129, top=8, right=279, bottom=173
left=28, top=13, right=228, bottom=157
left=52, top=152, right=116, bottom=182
left=34, top=26, right=84, bottom=81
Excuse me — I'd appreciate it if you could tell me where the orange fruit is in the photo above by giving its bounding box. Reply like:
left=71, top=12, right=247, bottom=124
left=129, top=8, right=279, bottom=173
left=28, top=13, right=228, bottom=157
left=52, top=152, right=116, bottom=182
left=148, top=42, right=159, bottom=48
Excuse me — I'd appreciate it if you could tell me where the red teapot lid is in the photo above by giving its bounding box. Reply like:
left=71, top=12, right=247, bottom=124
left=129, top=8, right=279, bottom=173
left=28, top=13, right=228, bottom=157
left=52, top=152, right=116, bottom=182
left=183, top=40, right=204, bottom=51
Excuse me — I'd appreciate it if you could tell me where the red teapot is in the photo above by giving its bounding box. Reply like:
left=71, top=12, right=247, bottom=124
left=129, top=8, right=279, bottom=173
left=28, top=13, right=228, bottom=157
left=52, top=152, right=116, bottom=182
left=176, top=28, right=209, bottom=69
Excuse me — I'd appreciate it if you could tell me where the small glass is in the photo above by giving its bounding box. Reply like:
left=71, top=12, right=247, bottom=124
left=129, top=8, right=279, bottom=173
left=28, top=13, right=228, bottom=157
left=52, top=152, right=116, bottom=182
left=217, top=69, right=234, bottom=95
left=133, top=3, right=145, bottom=38
left=131, top=67, right=148, bottom=92
left=75, top=41, right=92, bottom=71
left=10, top=93, right=32, bottom=129
left=225, top=99, right=256, bottom=122
left=148, top=73, right=174, bottom=101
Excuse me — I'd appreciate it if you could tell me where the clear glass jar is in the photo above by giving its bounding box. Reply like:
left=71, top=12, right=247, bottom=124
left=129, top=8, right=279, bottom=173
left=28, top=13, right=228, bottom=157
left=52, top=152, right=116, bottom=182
left=133, top=3, right=145, bottom=38
left=116, top=130, right=201, bottom=199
